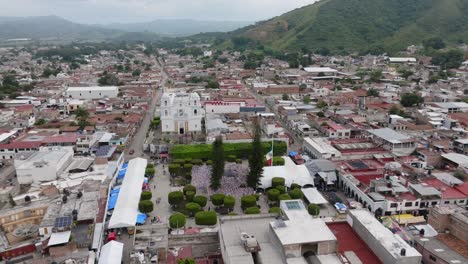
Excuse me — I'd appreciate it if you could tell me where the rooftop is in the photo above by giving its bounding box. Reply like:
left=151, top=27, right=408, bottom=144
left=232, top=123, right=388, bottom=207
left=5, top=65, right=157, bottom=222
left=368, top=128, right=413, bottom=144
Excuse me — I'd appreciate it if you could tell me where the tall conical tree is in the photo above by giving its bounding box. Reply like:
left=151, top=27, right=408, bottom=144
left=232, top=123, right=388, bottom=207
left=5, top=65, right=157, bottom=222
left=210, top=136, right=224, bottom=190
left=248, top=118, right=263, bottom=188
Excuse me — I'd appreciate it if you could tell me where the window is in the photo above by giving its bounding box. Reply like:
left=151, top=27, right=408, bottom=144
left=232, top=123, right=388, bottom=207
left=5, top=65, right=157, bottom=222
left=164, top=101, right=167, bottom=106
left=431, top=201, right=437, bottom=206
left=390, top=203, right=398, bottom=208
left=404, top=202, right=412, bottom=207
left=194, top=109, right=197, bottom=115
left=194, top=100, right=197, bottom=105
left=178, top=109, right=184, bottom=116
left=429, top=255, right=437, bottom=261
left=165, top=110, right=168, bottom=116
left=415, top=202, right=419, bottom=206
left=444, top=201, right=450, bottom=204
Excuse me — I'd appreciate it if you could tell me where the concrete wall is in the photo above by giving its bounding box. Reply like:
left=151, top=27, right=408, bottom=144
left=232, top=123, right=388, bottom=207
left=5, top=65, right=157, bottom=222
left=66, top=87, right=118, bottom=100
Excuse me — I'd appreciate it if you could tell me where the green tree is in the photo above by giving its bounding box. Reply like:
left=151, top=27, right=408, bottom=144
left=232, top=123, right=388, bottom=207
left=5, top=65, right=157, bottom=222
left=267, top=189, right=281, bottom=202
left=193, top=196, right=208, bottom=207
left=316, top=111, right=325, bottom=117
left=185, top=191, right=195, bottom=202
left=369, top=70, right=383, bottom=82
left=308, top=203, right=320, bottom=216
left=2, top=75, right=19, bottom=87
left=185, top=202, right=202, bottom=216
left=145, top=167, right=155, bottom=177
left=400, top=93, right=424, bottom=107
left=317, top=101, right=328, bottom=109
left=211, top=193, right=225, bottom=207
left=248, top=119, right=264, bottom=188
left=223, top=195, right=235, bottom=211
left=367, top=88, right=379, bottom=97
left=269, top=207, right=281, bottom=214
left=75, top=107, right=89, bottom=120
left=35, top=118, right=47, bottom=126
left=140, top=191, right=152, bottom=200
left=303, top=95, right=311, bottom=104
left=278, top=194, right=292, bottom=200
left=169, top=213, right=186, bottom=228
left=241, top=195, right=257, bottom=208
left=168, top=191, right=184, bottom=208
left=210, top=136, right=225, bottom=190
left=282, top=94, right=290, bottom=100
left=431, top=49, right=464, bottom=69
left=423, top=37, right=446, bottom=50
left=178, top=259, right=195, bottom=264
left=138, top=200, right=154, bottom=214
left=206, top=79, right=220, bottom=89
left=245, top=207, right=260, bottom=214
left=195, top=211, right=217, bottom=225
left=289, top=188, right=303, bottom=199
left=183, top=184, right=196, bottom=195
left=132, top=69, right=141, bottom=77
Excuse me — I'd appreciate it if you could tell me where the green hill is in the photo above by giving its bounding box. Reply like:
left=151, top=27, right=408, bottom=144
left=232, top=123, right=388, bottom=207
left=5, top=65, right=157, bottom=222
left=232, top=0, right=468, bottom=53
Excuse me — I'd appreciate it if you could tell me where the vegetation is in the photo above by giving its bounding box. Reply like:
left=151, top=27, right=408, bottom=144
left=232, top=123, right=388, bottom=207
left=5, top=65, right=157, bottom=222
left=241, top=195, right=257, bottom=208
left=195, top=211, right=218, bottom=225
left=248, top=119, right=264, bottom=188
left=185, top=191, right=195, bottom=202
left=193, top=195, right=208, bottom=207
left=211, top=136, right=225, bottom=190
left=170, top=141, right=287, bottom=160
left=272, top=177, right=285, bottom=188
left=430, top=49, right=464, bottom=69
left=140, top=191, right=152, bottom=201
left=98, top=71, right=120, bottom=86
left=223, top=195, right=236, bottom=211
left=400, top=93, right=424, bottom=107
left=269, top=207, right=281, bottom=214
left=169, top=213, right=186, bottom=228
left=278, top=194, right=292, bottom=201
left=211, top=193, right=226, bottom=207
left=183, top=185, right=196, bottom=195
left=367, top=88, right=380, bottom=97
left=245, top=207, right=261, bottom=214
left=267, top=189, right=281, bottom=202
left=308, top=204, right=320, bottom=216
left=138, top=200, right=154, bottom=214
left=185, top=202, right=202, bottom=216
left=231, top=0, right=468, bottom=54
left=168, top=191, right=184, bottom=208
left=289, top=188, right=304, bottom=199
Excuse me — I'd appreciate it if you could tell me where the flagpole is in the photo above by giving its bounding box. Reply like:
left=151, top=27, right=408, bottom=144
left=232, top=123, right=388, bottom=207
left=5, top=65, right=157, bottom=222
left=271, top=136, right=274, bottom=167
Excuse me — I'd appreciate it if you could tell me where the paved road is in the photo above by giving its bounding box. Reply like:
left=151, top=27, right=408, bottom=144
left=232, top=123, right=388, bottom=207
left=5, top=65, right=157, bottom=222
left=246, top=85, right=302, bottom=152
left=125, top=59, right=167, bottom=161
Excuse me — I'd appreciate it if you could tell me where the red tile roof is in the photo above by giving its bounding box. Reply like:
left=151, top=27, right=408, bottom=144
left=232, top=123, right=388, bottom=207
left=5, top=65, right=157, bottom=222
left=423, top=178, right=467, bottom=199
left=328, top=222, right=382, bottom=264
left=0, top=141, right=42, bottom=149
left=42, top=134, right=78, bottom=144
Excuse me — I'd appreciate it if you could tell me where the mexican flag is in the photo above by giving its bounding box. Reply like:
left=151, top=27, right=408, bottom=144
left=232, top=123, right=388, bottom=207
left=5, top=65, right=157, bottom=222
left=266, top=143, right=273, bottom=166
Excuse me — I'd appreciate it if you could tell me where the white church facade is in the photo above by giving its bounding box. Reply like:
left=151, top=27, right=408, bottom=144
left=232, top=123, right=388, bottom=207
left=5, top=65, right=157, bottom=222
left=160, top=92, right=204, bottom=134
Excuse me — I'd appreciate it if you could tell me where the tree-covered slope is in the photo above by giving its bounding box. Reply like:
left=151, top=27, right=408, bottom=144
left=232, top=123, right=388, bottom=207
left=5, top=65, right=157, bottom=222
left=234, top=0, right=468, bottom=53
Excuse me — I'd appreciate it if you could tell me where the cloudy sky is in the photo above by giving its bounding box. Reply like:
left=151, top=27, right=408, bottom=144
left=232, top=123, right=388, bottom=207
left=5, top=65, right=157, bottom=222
left=0, top=0, right=317, bottom=24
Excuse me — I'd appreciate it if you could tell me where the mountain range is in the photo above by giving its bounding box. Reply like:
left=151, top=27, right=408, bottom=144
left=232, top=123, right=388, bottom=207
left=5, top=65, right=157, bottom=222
left=229, top=0, right=468, bottom=53
left=0, top=16, right=251, bottom=41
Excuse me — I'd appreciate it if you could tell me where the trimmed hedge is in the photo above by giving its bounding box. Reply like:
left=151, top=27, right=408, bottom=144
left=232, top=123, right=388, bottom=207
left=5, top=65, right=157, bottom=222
left=168, top=164, right=181, bottom=175
left=138, top=200, right=153, bottom=213
left=195, top=211, right=217, bottom=225
left=272, top=177, right=285, bottom=188
left=211, top=193, right=225, bottom=207
left=308, top=204, right=320, bottom=216
left=183, top=185, right=196, bottom=195
left=171, top=141, right=287, bottom=160
left=227, top=155, right=237, bottom=162
left=275, top=186, right=286, bottom=194
left=241, top=195, right=257, bottom=208
left=290, top=183, right=301, bottom=190
left=263, top=156, right=285, bottom=166
left=223, top=195, right=235, bottom=210
left=173, top=159, right=186, bottom=164
left=278, top=194, right=292, bottom=201
left=269, top=207, right=281, bottom=214
left=206, top=160, right=213, bottom=165
left=192, top=159, right=203, bottom=165
left=185, top=202, right=201, bottom=216
left=193, top=195, right=208, bottom=207
left=267, top=189, right=280, bottom=202
left=140, top=191, right=152, bottom=201
left=245, top=207, right=260, bottom=214
left=185, top=191, right=195, bottom=202
left=168, top=191, right=184, bottom=208
left=169, top=213, right=186, bottom=228
left=183, top=164, right=193, bottom=172
left=289, top=188, right=304, bottom=199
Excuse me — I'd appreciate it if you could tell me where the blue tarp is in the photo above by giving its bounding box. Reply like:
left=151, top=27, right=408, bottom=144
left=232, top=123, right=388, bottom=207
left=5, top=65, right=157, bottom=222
left=117, top=169, right=127, bottom=179
left=289, top=151, right=297, bottom=156
left=110, top=187, right=120, bottom=195
left=122, top=162, right=129, bottom=169
left=107, top=195, right=119, bottom=210
left=144, top=178, right=148, bottom=184
left=136, top=213, right=147, bottom=224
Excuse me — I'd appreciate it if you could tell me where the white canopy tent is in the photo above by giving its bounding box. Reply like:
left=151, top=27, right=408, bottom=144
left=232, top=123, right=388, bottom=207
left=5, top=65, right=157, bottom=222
left=302, top=188, right=328, bottom=205
left=108, top=157, right=147, bottom=229
left=48, top=231, right=71, bottom=247
left=260, top=157, right=314, bottom=189
left=98, top=240, right=123, bottom=264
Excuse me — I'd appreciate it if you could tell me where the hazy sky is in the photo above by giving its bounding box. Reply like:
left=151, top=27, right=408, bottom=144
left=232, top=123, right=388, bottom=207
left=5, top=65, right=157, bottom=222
left=0, top=0, right=317, bottom=24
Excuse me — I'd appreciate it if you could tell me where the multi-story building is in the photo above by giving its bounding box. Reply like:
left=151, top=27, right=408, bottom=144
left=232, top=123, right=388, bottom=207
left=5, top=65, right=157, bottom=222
left=453, top=138, right=468, bottom=155
left=428, top=205, right=468, bottom=243
left=65, top=86, right=119, bottom=100
left=160, top=92, right=204, bottom=134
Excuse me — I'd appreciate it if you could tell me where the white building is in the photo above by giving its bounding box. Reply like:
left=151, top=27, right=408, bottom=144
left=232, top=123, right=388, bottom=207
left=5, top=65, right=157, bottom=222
left=14, top=147, right=74, bottom=184
left=160, top=92, right=204, bottom=134
left=303, top=137, right=342, bottom=159
left=65, top=86, right=119, bottom=100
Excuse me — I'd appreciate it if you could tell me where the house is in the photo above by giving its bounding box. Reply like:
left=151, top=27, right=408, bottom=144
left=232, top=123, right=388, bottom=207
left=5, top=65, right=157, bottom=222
left=65, top=86, right=119, bottom=100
